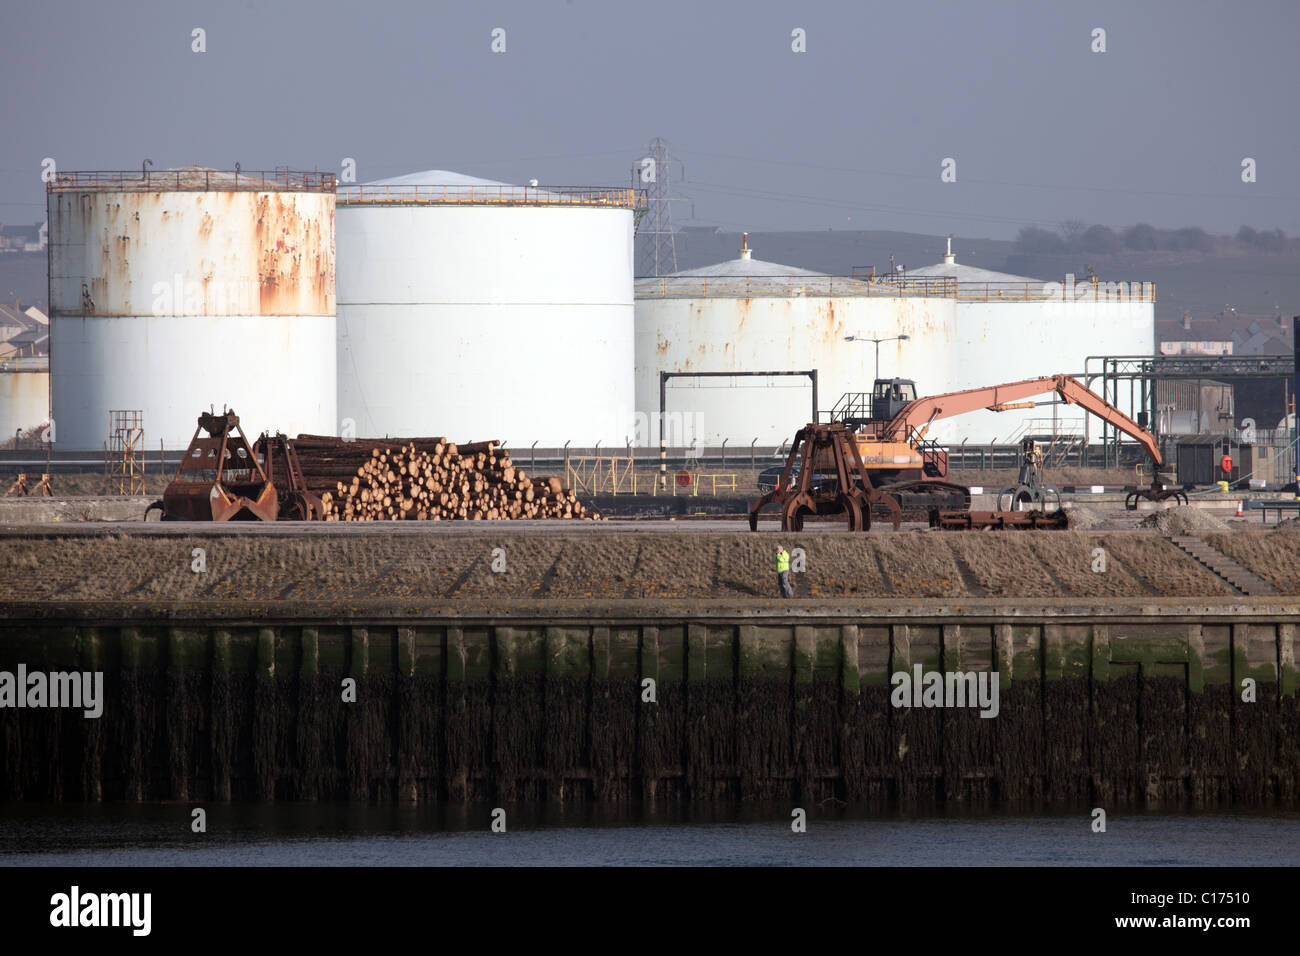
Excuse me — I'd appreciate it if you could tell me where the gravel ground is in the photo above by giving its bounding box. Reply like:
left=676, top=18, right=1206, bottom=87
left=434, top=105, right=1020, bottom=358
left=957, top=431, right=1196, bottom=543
left=0, top=527, right=1276, bottom=603
left=1139, top=508, right=1231, bottom=534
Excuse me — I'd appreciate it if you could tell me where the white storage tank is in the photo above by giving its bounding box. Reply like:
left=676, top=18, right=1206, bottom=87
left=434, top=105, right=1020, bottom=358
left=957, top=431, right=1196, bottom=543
left=336, top=170, right=637, bottom=445
left=0, top=358, right=49, bottom=445
left=634, top=239, right=958, bottom=447
left=906, top=240, right=1155, bottom=444
left=47, top=167, right=337, bottom=449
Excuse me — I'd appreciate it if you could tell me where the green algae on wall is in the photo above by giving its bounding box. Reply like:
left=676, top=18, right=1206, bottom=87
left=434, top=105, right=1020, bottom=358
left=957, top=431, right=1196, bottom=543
left=0, top=606, right=1297, bottom=807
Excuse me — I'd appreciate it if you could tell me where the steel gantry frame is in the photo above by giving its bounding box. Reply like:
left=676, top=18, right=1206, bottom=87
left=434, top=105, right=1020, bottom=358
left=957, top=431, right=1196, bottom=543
left=657, top=370, right=819, bottom=447
left=1084, top=354, right=1295, bottom=468
left=656, top=370, right=819, bottom=490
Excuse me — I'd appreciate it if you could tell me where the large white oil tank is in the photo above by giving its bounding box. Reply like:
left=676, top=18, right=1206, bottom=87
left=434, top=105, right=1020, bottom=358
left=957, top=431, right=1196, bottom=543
left=336, top=170, right=636, bottom=445
left=47, top=167, right=337, bottom=449
left=907, top=240, right=1155, bottom=444
left=634, top=239, right=958, bottom=447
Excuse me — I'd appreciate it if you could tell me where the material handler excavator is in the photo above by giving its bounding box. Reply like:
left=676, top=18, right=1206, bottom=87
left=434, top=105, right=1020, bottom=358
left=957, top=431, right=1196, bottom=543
left=750, top=373, right=1187, bottom=532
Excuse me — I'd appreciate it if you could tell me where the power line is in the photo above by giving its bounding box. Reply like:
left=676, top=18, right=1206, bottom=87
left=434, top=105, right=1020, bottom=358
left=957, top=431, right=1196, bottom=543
left=675, top=147, right=1300, bottom=203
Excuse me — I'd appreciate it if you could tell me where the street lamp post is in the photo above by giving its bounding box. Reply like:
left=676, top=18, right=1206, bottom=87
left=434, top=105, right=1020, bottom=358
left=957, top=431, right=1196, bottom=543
left=844, top=333, right=910, bottom=381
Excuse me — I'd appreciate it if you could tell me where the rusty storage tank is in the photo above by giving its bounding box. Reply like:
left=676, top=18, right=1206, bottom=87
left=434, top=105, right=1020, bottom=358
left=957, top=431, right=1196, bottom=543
left=336, top=170, right=637, bottom=445
left=633, top=237, right=958, bottom=447
left=47, top=167, right=336, bottom=449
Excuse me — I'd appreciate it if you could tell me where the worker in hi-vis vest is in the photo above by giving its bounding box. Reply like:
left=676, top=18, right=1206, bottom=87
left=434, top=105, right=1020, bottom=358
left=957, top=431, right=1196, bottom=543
left=774, top=546, right=794, bottom=598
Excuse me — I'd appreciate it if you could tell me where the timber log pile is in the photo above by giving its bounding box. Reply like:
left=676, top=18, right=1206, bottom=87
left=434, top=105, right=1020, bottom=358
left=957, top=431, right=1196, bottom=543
left=290, top=435, right=601, bottom=522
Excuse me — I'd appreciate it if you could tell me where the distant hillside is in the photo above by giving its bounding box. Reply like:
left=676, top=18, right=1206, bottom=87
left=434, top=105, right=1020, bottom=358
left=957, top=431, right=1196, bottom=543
left=1006, top=247, right=1300, bottom=332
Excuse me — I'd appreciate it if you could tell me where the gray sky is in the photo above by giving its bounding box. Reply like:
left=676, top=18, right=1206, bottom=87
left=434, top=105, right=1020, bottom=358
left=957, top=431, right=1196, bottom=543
left=2, top=0, right=1297, bottom=238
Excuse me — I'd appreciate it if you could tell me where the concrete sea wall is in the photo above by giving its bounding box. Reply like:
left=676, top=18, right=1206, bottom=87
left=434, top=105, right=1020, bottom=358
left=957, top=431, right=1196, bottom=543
left=1, top=600, right=1297, bottom=807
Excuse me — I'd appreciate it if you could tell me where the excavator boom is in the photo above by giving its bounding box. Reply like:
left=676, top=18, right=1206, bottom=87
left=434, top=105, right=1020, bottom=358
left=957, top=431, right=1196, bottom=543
left=882, top=374, right=1163, bottom=466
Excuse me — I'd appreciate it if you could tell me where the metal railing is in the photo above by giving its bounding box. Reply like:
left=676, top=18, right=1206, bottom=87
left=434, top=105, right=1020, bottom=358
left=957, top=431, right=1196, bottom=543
left=49, top=170, right=337, bottom=192
left=636, top=274, right=1156, bottom=301
left=870, top=275, right=1156, bottom=302
left=682, top=473, right=738, bottom=496
left=636, top=276, right=914, bottom=298
left=339, top=184, right=643, bottom=207
left=0, top=355, right=48, bottom=372
left=1008, top=417, right=1087, bottom=441
left=825, top=392, right=874, bottom=423
left=566, top=455, right=636, bottom=494
left=948, top=279, right=1155, bottom=302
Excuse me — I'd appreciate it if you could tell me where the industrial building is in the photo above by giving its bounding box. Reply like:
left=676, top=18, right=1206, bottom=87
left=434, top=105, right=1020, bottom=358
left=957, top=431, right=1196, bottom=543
left=634, top=238, right=1155, bottom=447
left=336, top=170, right=637, bottom=446
left=46, top=167, right=337, bottom=449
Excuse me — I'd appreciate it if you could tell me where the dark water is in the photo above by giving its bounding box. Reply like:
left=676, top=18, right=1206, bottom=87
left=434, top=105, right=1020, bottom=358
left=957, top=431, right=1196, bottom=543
left=1, top=804, right=1297, bottom=866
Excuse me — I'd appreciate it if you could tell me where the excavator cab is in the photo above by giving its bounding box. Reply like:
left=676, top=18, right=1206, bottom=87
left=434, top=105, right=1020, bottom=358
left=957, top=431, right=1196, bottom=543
left=871, top=378, right=917, bottom=423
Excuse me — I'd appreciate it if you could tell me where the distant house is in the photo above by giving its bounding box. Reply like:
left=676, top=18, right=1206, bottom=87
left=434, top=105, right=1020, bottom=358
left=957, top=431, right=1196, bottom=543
left=0, top=304, right=27, bottom=342
left=1158, top=311, right=1290, bottom=356
left=1159, top=341, right=1233, bottom=356
left=0, top=221, right=47, bottom=252
left=6, top=327, right=48, bottom=357
left=0, top=303, right=48, bottom=357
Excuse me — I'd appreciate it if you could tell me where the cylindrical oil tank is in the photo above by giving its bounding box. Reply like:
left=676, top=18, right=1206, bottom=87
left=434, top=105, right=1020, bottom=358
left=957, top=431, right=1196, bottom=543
left=0, top=359, right=49, bottom=443
left=336, top=171, right=636, bottom=445
left=948, top=299, right=1154, bottom=443
left=905, top=251, right=1157, bottom=443
left=634, top=248, right=958, bottom=447
left=47, top=167, right=336, bottom=449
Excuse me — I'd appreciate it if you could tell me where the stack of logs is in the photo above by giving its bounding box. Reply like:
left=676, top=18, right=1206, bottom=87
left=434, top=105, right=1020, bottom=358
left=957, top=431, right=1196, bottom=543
left=288, top=435, right=601, bottom=522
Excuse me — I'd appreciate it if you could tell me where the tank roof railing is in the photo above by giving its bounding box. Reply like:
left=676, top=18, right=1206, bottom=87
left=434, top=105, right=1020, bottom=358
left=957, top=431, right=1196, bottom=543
left=48, top=170, right=337, bottom=192
left=873, top=274, right=1156, bottom=302
left=0, top=355, right=48, bottom=372
left=635, top=275, right=1155, bottom=302
left=338, top=184, right=644, bottom=208
left=635, top=276, right=919, bottom=299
